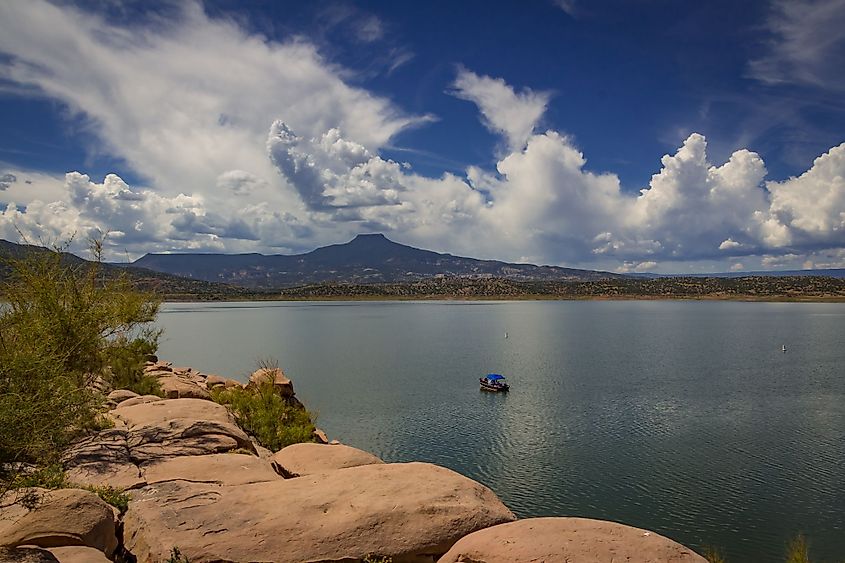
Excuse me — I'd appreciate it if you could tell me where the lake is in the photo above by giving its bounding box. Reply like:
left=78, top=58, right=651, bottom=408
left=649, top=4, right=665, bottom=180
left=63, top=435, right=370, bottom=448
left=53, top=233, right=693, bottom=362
left=156, top=300, right=845, bottom=562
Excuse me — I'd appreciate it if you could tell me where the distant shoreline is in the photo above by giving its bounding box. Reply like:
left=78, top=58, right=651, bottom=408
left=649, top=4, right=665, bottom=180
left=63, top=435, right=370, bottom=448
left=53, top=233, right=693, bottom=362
left=160, top=293, right=845, bottom=304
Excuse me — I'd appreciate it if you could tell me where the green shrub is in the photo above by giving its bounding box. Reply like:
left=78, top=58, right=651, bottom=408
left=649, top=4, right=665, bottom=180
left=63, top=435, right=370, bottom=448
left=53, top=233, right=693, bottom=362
left=702, top=546, right=728, bottom=563
left=211, top=381, right=316, bottom=452
left=103, top=335, right=163, bottom=396
left=166, top=547, right=190, bottom=563
left=0, top=239, right=160, bottom=493
left=84, top=484, right=130, bottom=513
left=786, top=533, right=810, bottom=563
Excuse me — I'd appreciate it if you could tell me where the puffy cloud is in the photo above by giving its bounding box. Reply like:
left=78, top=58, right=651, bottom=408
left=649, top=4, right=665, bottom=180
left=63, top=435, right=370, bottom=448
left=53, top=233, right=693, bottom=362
left=0, top=172, right=309, bottom=255
left=767, top=143, right=845, bottom=245
left=451, top=69, right=550, bottom=151
left=0, top=0, right=842, bottom=273
left=0, top=173, right=16, bottom=190
left=0, top=0, right=424, bottom=244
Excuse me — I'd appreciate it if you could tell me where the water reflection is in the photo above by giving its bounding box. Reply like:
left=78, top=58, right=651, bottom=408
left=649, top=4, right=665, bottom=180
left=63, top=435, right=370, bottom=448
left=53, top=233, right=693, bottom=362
left=157, top=300, right=845, bottom=562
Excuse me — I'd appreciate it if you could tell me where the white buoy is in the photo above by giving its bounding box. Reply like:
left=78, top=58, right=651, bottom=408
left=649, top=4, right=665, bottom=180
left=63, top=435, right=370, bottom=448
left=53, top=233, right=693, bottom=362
left=782, top=344, right=787, bottom=352
left=504, top=332, right=508, bottom=339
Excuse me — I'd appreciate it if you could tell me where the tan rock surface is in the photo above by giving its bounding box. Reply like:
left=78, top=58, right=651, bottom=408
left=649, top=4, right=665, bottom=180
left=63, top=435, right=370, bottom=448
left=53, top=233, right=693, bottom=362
left=116, top=395, right=162, bottom=408
left=272, top=442, right=384, bottom=477
left=106, top=389, right=139, bottom=404
left=62, top=429, right=144, bottom=490
left=112, top=398, right=255, bottom=464
left=123, top=462, right=515, bottom=563
left=141, top=454, right=280, bottom=486
left=247, top=367, right=293, bottom=397
left=0, top=489, right=118, bottom=557
left=437, top=517, right=707, bottom=563
left=156, top=375, right=211, bottom=400
left=45, top=547, right=110, bottom=563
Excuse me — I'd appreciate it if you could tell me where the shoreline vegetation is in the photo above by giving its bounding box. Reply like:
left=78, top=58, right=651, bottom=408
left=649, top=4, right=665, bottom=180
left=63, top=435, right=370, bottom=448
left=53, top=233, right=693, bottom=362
left=159, top=276, right=845, bottom=303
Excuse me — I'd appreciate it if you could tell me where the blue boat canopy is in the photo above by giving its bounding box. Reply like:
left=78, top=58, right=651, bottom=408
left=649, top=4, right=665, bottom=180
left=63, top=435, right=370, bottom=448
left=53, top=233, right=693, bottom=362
left=485, top=374, right=506, bottom=381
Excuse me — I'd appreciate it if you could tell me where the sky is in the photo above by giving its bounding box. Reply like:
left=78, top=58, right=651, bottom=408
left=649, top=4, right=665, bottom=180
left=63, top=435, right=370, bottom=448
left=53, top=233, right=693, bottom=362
left=0, top=0, right=843, bottom=273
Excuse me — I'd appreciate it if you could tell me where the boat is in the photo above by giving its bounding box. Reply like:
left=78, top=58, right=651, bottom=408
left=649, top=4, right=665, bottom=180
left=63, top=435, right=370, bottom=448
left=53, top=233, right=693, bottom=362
left=782, top=344, right=787, bottom=353
left=480, top=373, right=509, bottom=392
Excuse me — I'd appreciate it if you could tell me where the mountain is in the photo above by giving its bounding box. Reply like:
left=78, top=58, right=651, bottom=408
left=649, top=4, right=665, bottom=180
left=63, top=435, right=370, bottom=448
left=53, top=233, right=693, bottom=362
left=131, top=233, right=623, bottom=288
left=0, top=240, right=256, bottom=299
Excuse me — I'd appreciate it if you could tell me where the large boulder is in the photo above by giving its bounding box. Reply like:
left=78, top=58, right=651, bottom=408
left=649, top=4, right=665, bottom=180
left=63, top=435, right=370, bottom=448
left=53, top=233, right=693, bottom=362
left=111, top=399, right=255, bottom=464
left=0, top=489, right=118, bottom=557
left=106, top=389, right=139, bottom=405
left=124, top=462, right=515, bottom=563
left=62, top=429, right=145, bottom=490
left=271, top=442, right=384, bottom=478
left=247, top=367, right=294, bottom=398
left=45, top=547, right=111, bottom=563
left=116, top=395, right=162, bottom=408
left=156, top=375, right=212, bottom=400
left=141, top=454, right=279, bottom=487
left=437, top=517, right=708, bottom=563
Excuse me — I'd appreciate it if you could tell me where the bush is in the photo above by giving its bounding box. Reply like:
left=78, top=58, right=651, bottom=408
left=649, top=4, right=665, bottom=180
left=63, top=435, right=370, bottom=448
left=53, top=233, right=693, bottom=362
left=84, top=484, right=130, bottom=514
left=211, top=381, right=316, bottom=452
left=785, top=534, right=810, bottom=563
left=0, top=239, right=160, bottom=493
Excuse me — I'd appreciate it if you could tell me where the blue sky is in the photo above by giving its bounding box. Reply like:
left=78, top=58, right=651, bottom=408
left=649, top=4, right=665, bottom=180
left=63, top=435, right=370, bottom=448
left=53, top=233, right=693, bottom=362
left=0, top=0, right=843, bottom=273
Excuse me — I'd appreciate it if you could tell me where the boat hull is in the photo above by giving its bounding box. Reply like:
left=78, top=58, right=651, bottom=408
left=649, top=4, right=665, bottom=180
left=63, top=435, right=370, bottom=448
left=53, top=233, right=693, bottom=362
left=480, top=379, right=509, bottom=392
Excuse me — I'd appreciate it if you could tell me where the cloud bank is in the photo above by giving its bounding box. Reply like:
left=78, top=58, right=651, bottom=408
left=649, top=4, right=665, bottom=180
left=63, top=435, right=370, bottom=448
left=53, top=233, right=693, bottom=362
left=0, top=1, right=843, bottom=271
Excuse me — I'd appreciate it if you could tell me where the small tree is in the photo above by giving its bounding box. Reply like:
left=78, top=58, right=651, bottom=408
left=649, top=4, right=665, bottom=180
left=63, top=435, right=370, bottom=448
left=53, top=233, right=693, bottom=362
left=0, top=238, right=160, bottom=493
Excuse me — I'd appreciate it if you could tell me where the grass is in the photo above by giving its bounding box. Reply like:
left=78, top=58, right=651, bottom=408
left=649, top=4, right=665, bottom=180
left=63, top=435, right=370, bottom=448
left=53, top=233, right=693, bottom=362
left=211, top=373, right=316, bottom=452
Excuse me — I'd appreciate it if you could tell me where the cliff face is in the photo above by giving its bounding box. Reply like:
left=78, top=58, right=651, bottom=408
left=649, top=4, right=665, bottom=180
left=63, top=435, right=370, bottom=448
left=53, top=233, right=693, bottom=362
left=0, top=360, right=706, bottom=563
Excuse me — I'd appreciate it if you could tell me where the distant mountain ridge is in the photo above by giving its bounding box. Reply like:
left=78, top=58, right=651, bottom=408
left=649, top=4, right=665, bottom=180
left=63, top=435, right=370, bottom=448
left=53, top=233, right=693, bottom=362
left=131, top=233, right=623, bottom=288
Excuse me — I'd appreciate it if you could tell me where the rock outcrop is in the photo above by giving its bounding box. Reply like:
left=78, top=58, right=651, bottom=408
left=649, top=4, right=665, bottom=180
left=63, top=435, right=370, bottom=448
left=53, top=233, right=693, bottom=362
left=437, top=517, right=708, bottom=563
left=141, top=453, right=280, bottom=486
left=271, top=442, right=384, bottom=478
left=247, top=367, right=294, bottom=397
left=112, top=398, right=256, bottom=464
left=123, top=462, right=516, bottom=563
left=0, top=489, right=118, bottom=558
left=0, top=360, right=709, bottom=563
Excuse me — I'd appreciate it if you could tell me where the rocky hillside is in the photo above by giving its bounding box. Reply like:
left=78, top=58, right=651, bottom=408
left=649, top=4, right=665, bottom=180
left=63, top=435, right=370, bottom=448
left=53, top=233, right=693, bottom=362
left=0, top=360, right=707, bottom=563
left=275, top=275, right=845, bottom=300
left=0, top=240, right=257, bottom=300
left=132, top=233, right=623, bottom=288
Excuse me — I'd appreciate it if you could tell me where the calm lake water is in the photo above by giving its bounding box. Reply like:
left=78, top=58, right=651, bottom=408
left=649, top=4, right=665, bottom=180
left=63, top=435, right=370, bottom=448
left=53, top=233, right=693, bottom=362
left=156, top=300, right=845, bottom=562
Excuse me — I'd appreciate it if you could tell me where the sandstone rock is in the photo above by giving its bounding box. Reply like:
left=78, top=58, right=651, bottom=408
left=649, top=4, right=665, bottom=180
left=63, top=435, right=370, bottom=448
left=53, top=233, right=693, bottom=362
left=204, top=374, right=227, bottom=388
left=117, top=395, right=162, bottom=408
left=0, top=489, right=118, bottom=557
left=62, top=429, right=144, bottom=490
left=106, top=389, right=139, bottom=405
left=0, top=547, right=59, bottom=563
left=46, top=547, right=110, bottom=563
left=112, top=398, right=255, bottom=464
left=142, top=454, right=279, bottom=487
left=313, top=428, right=329, bottom=444
left=437, top=517, right=708, bottom=563
left=247, top=367, right=293, bottom=397
left=271, top=442, right=384, bottom=478
left=222, top=378, right=243, bottom=389
left=124, top=462, right=515, bottom=563
left=157, top=375, right=211, bottom=400
left=144, top=361, right=171, bottom=373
